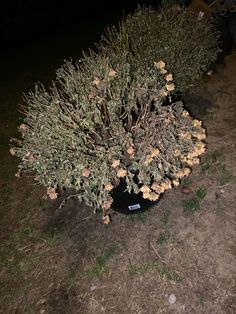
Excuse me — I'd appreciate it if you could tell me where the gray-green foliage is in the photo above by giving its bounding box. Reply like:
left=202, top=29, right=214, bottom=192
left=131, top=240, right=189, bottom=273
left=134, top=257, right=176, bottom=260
left=11, top=5, right=218, bottom=214
left=98, top=6, right=220, bottom=91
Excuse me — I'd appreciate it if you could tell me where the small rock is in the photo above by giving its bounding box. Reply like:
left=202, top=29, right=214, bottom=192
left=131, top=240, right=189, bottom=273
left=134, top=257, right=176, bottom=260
left=39, top=309, right=45, bottom=314
left=90, top=284, right=97, bottom=291
left=168, top=294, right=177, bottom=304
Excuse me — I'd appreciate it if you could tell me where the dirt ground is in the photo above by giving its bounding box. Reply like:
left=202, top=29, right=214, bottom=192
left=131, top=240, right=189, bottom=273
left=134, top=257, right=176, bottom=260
left=0, top=33, right=236, bottom=313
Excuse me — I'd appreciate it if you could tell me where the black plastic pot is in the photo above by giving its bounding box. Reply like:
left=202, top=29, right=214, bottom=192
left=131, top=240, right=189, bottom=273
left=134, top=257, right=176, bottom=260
left=111, top=179, right=158, bottom=215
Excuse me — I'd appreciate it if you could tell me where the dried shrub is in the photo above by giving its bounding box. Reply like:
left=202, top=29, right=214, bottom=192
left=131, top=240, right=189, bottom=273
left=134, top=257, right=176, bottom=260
left=11, top=53, right=207, bottom=215
left=98, top=5, right=220, bottom=91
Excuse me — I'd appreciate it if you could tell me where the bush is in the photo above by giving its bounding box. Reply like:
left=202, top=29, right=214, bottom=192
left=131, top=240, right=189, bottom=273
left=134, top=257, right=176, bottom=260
left=11, top=52, right=206, bottom=218
left=98, top=5, right=220, bottom=91
left=10, top=5, right=216, bottom=220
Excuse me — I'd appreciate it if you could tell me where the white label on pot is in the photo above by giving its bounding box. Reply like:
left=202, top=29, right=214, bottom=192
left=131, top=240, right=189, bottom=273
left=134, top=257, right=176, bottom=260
left=128, top=204, right=141, bottom=211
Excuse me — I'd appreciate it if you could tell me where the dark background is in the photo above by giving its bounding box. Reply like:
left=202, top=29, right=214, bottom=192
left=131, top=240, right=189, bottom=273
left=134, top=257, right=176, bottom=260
left=0, top=0, right=160, bottom=49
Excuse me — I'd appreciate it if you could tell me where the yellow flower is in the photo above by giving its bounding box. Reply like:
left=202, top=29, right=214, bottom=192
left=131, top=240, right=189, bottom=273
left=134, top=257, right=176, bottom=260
left=92, top=77, right=101, bottom=86
left=47, top=187, right=58, bottom=200
left=195, top=133, right=206, bottom=140
left=165, top=74, right=173, bottom=82
left=102, top=199, right=113, bottom=210
left=144, top=155, right=153, bottom=165
left=183, top=168, right=191, bottom=176
left=148, top=192, right=160, bottom=201
left=108, top=69, right=117, bottom=77
left=180, top=132, right=192, bottom=140
left=159, top=88, right=168, bottom=97
left=82, top=168, right=90, bottom=177
left=154, top=60, right=166, bottom=70
left=194, top=142, right=206, bottom=155
left=181, top=156, right=188, bottom=163
left=165, top=83, right=175, bottom=92
left=186, top=159, right=194, bottom=166
left=140, top=185, right=151, bottom=193
left=150, top=148, right=160, bottom=158
left=104, top=182, right=114, bottom=191
left=161, top=179, right=172, bottom=190
left=160, top=68, right=168, bottom=74
left=127, top=146, right=135, bottom=156
left=117, top=168, right=127, bottom=178
left=175, top=168, right=190, bottom=178
left=172, top=179, right=180, bottom=187
left=112, top=159, right=120, bottom=168
left=182, top=111, right=189, bottom=117
left=192, top=119, right=202, bottom=127
left=9, top=148, right=16, bottom=156
left=193, top=157, right=200, bottom=165
left=151, top=182, right=165, bottom=193
left=19, top=124, right=28, bottom=131
left=103, top=214, right=111, bottom=224
left=143, top=192, right=151, bottom=199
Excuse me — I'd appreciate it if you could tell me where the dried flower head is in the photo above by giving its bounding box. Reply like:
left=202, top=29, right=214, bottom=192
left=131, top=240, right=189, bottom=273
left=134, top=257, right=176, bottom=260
left=82, top=168, right=90, bottom=177
left=47, top=187, right=58, bottom=200
left=165, top=74, right=173, bottom=82
left=180, top=131, right=192, bottom=140
left=103, top=214, right=111, bottom=224
left=160, top=68, right=168, bottom=74
left=108, top=69, right=117, bottom=77
left=150, top=148, right=160, bottom=158
left=140, top=185, right=151, bottom=193
left=112, top=159, right=120, bottom=168
left=154, top=60, right=166, bottom=69
left=161, top=179, right=172, bottom=190
left=192, top=119, right=202, bottom=127
left=151, top=182, right=165, bottom=193
left=92, top=77, right=101, bottom=86
left=159, top=88, right=168, bottom=97
left=9, top=148, right=16, bottom=156
left=117, top=168, right=127, bottom=178
left=182, top=111, right=189, bottom=117
left=148, top=192, right=160, bottom=201
left=172, top=179, right=180, bottom=187
left=102, top=199, right=113, bottom=210
left=104, top=182, right=114, bottom=191
left=195, top=132, right=206, bottom=140
left=143, top=192, right=151, bottom=199
left=165, top=83, right=175, bottom=92
left=19, top=124, right=28, bottom=131
left=127, top=146, right=135, bottom=156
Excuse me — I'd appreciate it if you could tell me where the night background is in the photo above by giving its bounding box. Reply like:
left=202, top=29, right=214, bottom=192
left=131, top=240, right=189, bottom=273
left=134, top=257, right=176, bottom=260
left=0, top=0, right=162, bottom=94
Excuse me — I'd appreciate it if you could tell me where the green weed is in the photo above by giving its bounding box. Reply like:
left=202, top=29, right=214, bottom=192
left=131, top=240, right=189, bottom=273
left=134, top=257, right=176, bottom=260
left=10, top=225, right=35, bottom=243
left=183, top=197, right=200, bottom=213
left=156, top=232, right=169, bottom=245
left=181, top=177, right=191, bottom=186
left=126, top=210, right=148, bottom=223
left=195, top=186, right=207, bottom=200
left=161, top=210, right=170, bottom=225
left=183, top=186, right=207, bottom=213
left=84, top=245, right=118, bottom=278
left=41, top=228, right=61, bottom=246
left=128, top=260, right=182, bottom=282
left=217, top=165, right=236, bottom=186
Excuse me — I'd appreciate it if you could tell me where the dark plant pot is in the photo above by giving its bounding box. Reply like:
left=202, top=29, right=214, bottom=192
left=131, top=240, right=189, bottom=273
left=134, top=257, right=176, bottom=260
left=111, top=179, right=158, bottom=215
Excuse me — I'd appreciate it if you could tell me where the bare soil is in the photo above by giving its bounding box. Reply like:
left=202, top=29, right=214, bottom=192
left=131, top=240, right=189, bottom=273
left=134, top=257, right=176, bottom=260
left=0, top=39, right=236, bottom=313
